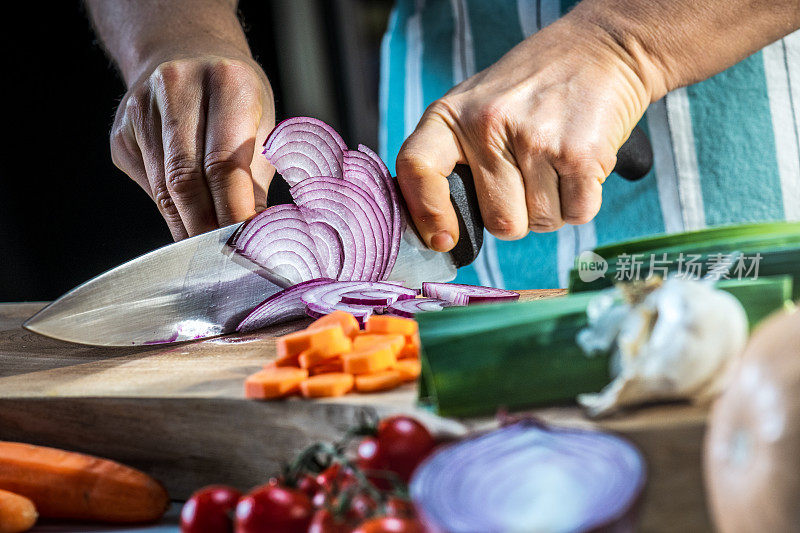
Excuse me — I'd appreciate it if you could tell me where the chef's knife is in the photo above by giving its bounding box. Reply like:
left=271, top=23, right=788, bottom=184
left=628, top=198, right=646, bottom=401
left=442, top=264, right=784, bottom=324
left=25, top=130, right=651, bottom=346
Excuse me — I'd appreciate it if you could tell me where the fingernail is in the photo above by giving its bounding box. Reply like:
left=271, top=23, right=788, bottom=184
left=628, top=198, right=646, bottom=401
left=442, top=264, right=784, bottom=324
left=430, top=231, right=455, bottom=252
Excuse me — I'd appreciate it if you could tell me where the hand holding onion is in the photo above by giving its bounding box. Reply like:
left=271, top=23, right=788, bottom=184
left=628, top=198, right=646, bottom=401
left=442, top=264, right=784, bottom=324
left=110, top=55, right=275, bottom=240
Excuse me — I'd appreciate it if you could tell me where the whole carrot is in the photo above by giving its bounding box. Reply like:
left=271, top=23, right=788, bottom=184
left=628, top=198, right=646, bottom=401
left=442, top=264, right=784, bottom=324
left=0, top=442, right=169, bottom=523
left=0, top=489, right=37, bottom=533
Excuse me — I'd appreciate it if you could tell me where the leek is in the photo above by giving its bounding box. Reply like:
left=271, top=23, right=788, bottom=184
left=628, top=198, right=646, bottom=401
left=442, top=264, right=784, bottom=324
left=417, top=276, right=792, bottom=417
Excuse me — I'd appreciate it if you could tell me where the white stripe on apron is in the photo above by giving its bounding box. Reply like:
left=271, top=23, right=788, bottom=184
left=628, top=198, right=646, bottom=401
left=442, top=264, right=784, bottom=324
left=404, top=1, right=425, bottom=138
left=666, top=88, right=706, bottom=230
left=763, top=35, right=800, bottom=220
left=647, top=97, right=685, bottom=233
left=451, top=0, right=503, bottom=288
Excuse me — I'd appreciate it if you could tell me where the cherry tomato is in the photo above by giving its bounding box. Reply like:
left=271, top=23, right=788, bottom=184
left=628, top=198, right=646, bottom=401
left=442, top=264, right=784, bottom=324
left=385, top=497, right=416, bottom=519
left=347, top=492, right=378, bottom=521
left=234, top=484, right=313, bottom=533
left=181, top=485, right=242, bottom=533
left=356, top=436, right=391, bottom=490
left=297, top=474, right=322, bottom=500
left=352, top=516, right=425, bottom=533
left=307, top=508, right=351, bottom=533
left=316, top=463, right=358, bottom=493
left=357, top=416, right=435, bottom=484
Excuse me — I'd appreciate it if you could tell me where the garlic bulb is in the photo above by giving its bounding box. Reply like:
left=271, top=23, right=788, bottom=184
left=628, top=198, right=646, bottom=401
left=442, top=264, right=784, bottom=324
left=578, top=278, right=748, bottom=417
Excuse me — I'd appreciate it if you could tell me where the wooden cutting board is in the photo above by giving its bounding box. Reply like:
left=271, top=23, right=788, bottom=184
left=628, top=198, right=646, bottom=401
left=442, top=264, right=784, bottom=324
left=0, top=291, right=711, bottom=532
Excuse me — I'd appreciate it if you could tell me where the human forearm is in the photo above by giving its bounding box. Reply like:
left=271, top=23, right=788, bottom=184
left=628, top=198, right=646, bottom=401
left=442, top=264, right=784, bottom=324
left=568, top=0, right=800, bottom=102
left=86, top=0, right=251, bottom=86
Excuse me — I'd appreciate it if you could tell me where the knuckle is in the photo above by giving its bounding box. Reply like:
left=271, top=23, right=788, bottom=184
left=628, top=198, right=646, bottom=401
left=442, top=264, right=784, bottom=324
left=560, top=183, right=599, bottom=225
left=207, top=59, right=249, bottom=85
left=153, top=60, right=189, bottom=87
left=395, top=149, right=436, bottom=180
left=555, top=142, right=603, bottom=179
left=526, top=198, right=562, bottom=232
left=204, top=148, right=245, bottom=192
left=164, top=155, right=204, bottom=198
left=469, top=101, right=509, bottom=140
left=484, top=213, right=527, bottom=240
left=152, top=183, right=181, bottom=220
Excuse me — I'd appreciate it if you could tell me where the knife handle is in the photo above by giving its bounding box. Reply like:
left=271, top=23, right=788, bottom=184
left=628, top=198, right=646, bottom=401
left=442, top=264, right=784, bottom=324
left=446, top=165, right=484, bottom=268
left=446, top=127, right=653, bottom=267
left=615, top=125, right=653, bottom=181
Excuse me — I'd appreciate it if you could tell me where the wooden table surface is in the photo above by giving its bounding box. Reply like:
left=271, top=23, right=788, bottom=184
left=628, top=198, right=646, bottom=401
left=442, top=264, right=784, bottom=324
left=0, top=291, right=711, bottom=532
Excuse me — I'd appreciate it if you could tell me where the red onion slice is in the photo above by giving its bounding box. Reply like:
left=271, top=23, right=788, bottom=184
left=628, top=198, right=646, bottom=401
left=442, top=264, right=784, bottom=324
left=262, top=117, right=347, bottom=184
left=306, top=301, right=377, bottom=326
left=231, top=205, right=325, bottom=286
left=422, top=282, right=520, bottom=306
left=236, top=278, right=334, bottom=332
left=386, top=297, right=452, bottom=317
left=301, top=281, right=417, bottom=322
left=340, top=286, right=418, bottom=306
left=292, top=177, right=388, bottom=281
left=410, top=421, right=645, bottom=532
left=357, top=144, right=404, bottom=276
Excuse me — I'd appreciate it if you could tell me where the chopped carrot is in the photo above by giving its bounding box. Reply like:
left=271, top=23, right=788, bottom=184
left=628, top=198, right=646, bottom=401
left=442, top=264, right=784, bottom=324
left=298, top=349, right=340, bottom=369
left=365, top=315, right=418, bottom=337
left=245, top=367, right=308, bottom=399
left=398, top=333, right=420, bottom=359
left=355, top=370, right=402, bottom=393
left=342, top=345, right=396, bottom=375
left=353, top=333, right=405, bottom=356
left=309, top=361, right=345, bottom=375
left=309, top=310, right=360, bottom=338
left=300, top=373, right=354, bottom=398
left=395, top=359, right=422, bottom=382
left=274, top=325, right=352, bottom=367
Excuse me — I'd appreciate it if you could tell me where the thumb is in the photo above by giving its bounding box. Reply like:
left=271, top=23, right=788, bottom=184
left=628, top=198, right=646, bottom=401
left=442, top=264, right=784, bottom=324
left=395, top=114, right=465, bottom=252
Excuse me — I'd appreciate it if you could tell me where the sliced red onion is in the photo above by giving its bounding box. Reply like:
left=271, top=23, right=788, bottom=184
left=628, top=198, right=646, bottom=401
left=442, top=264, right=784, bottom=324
left=306, top=301, right=376, bottom=326
left=387, top=297, right=452, bottom=318
left=410, top=421, right=645, bottom=532
left=422, top=282, right=520, bottom=306
left=236, top=278, right=334, bottom=332
left=262, top=117, right=347, bottom=185
left=301, top=281, right=416, bottom=322
left=292, top=177, right=388, bottom=281
left=231, top=205, right=325, bottom=286
left=340, top=286, right=418, bottom=306
left=357, top=144, right=404, bottom=276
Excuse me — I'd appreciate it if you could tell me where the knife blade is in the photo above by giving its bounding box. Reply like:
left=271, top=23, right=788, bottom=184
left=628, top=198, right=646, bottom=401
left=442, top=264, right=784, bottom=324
left=23, top=168, right=480, bottom=346
left=25, top=130, right=652, bottom=347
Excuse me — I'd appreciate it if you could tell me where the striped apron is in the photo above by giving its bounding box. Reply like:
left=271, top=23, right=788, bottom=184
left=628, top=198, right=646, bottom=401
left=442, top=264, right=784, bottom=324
left=379, top=0, right=800, bottom=289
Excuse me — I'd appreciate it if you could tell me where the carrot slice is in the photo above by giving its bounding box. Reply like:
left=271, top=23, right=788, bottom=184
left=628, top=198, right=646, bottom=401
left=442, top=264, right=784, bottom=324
left=398, top=333, right=421, bottom=359
left=365, top=315, right=418, bottom=336
left=245, top=367, right=308, bottom=399
left=353, top=333, right=405, bottom=356
left=298, top=350, right=341, bottom=370
left=309, top=360, right=345, bottom=375
left=0, top=489, right=37, bottom=533
left=274, top=325, right=351, bottom=367
left=395, top=359, right=422, bottom=382
left=342, top=345, right=396, bottom=375
left=309, top=310, right=361, bottom=338
left=355, top=370, right=403, bottom=393
left=300, top=373, right=354, bottom=398
left=274, top=330, right=313, bottom=366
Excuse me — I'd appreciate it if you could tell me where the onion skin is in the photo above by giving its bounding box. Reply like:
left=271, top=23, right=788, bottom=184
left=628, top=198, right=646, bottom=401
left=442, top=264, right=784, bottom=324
left=705, top=308, right=800, bottom=532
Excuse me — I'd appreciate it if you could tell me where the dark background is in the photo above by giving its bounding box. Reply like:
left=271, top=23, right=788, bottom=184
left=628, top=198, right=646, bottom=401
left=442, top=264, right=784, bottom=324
left=0, top=0, right=391, bottom=301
